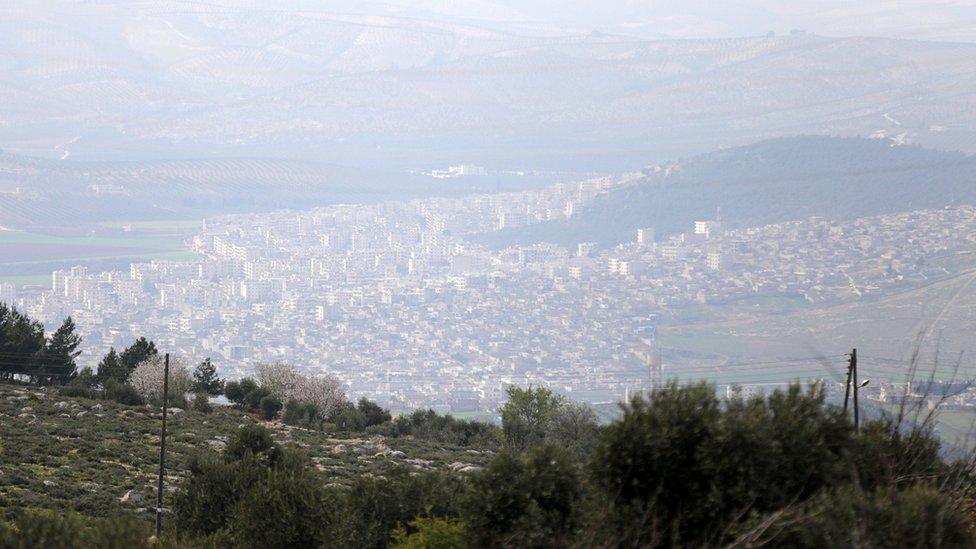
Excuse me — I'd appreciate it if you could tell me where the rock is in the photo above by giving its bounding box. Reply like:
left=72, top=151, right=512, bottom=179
left=207, top=440, right=226, bottom=451
left=459, top=466, right=483, bottom=473
left=120, top=490, right=143, bottom=504
left=168, top=408, right=184, bottom=417
left=389, top=450, right=406, bottom=458
left=19, top=406, right=33, bottom=413
left=43, top=480, right=57, bottom=487
left=331, top=444, right=347, bottom=454
left=54, top=401, right=69, bottom=409
left=91, top=404, right=104, bottom=411
left=58, top=413, right=71, bottom=418
left=75, top=411, right=88, bottom=418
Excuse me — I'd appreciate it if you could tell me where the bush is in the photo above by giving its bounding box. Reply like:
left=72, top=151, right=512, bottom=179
left=192, top=392, right=212, bottom=414
left=370, top=409, right=500, bottom=448
left=0, top=510, right=149, bottom=548
left=588, top=382, right=855, bottom=546
left=337, top=471, right=467, bottom=549
left=392, top=514, right=468, bottom=549
left=231, top=470, right=339, bottom=548
left=757, top=485, right=976, bottom=547
left=282, top=398, right=321, bottom=429
left=102, top=379, right=144, bottom=406
left=259, top=395, right=282, bottom=420
left=463, top=445, right=581, bottom=548
left=224, top=378, right=257, bottom=408
left=243, top=387, right=271, bottom=413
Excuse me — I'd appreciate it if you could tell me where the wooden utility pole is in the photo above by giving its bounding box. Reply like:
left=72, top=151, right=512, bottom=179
left=851, top=349, right=860, bottom=432
left=843, top=349, right=853, bottom=416
left=155, top=354, right=170, bottom=537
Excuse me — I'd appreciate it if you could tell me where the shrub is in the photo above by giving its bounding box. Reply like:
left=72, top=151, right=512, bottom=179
left=371, top=409, right=500, bottom=448
left=102, top=379, right=144, bottom=406
left=282, top=398, right=320, bottom=429
left=192, top=392, right=212, bottom=414
left=259, top=395, right=282, bottom=420
left=224, top=378, right=257, bottom=408
left=231, top=469, right=339, bottom=548
left=0, top=510, right=149, bottom=548
left=756, top=485, right=976, bottom=547
left=463, top=445, right=581, bottom=548
left=588, top=382, right=855, bottom=546
left=392, top=514, right=468, bottom=549
left=243, top=387, right=271, bottom=413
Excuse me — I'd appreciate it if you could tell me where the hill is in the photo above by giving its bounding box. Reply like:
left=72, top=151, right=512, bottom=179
left=473, top=136, right=976, bottom=248
left=0, top=383, right=491, bottom=522
left=3, top=3, right=976, bottom=169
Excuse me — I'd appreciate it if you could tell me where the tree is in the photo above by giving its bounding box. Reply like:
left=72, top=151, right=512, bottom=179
left=118, top=337, right=156, bottom=377
left=501, top=386, right=565, bottom=452
left=0, top=304, right=45, bottom=382
left=36, top=317, right=82, bottom=385
left=254, top=362, right=345, bottom=420
left=259, top=395, right=283, bottom=420
left=231, top=470, right=339, bottom=549
left=192, top=358, right=224, bottom=396
left=95, top=348, right=126, bottom=384
left=225, top=378, right=258, bottom=408
left=463, top=445, right=581, bottom=548
left=128, top=355, right=191, bottom=405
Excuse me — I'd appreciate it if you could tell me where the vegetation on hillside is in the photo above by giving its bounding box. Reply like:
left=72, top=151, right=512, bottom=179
left=1, top=377, right=974, bottom=547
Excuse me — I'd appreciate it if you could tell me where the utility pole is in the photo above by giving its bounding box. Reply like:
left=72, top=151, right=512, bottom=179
left=843, top=349, right=853, bottom=416
left=851, top=349, right=860, bottom=432
left=155, top=353, right=170, bottom=538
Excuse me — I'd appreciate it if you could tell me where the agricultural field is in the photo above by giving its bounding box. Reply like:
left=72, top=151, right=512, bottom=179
left=0, top=384, right=492, bottom=523
left=0, top=221, right=200, bottom=286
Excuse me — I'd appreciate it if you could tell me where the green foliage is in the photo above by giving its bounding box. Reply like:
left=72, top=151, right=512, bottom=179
left=392, top=513, right=468, bottom=549
left=243, top=386, right=270, bottom=413
left=329, top=398, right=392, bottom=432
left=372, top=409, right=500, bottom=448
left=758, top=485, right=976, bottom=547
left=338, top=471, right=467, bottom=549
left=0, top=510, right=149, bottom=549
left=118, top=337, right=157, bottom=375
left=191, top=358, right=223, bottom=396
left=223, top=423, right=282, bottom=464
left=95, top=348, right=126, bottom=384
left=281, top=398, right=321, bottom=429
left=500, top=386, right=599, bottom=457
left=463, top=445, right=581, bottom=548
left=259, top=395, right=282, bottom=420
left=588, top=382, right=859, bottom=546
left=0, top=304, right=64, bottom=384
left=224, top=378, right=257, bottom=408
left=36, top=316, right=81, bottom=385
left=231, top=469, right=339, bottom=548
left=102, top=379, right=144, bottom=406
left=191, top=392, right=212, bottom=414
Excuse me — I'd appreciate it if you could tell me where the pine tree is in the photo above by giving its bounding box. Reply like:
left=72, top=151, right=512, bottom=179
left=193, top=357, right=224, bottom=396
left=39, top=317, right=82, bottom=385
left=118, top=337, right=157, bottom=379
left=96, top=347, right=127, bottom=383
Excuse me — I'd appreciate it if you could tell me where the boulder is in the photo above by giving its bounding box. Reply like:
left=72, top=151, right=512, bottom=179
left=120, top=490, right=143, bottom=504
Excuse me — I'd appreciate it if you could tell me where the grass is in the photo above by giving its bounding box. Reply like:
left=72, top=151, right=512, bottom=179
left=0, top=384, right=492, bottom=523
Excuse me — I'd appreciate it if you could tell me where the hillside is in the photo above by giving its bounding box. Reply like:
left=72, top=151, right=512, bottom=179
left=0, top=383, right=491, bottom=522
left=474, top=136, right=976, bottom=248
left=2, top=3, right=976, bottom=168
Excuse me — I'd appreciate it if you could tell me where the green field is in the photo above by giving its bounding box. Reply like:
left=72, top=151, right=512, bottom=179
left=0, top=221, right=200, bottom=286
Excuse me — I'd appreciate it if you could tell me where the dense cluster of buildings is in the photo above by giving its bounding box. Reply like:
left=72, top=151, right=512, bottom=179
left=10, top=174, right=976, bottom=412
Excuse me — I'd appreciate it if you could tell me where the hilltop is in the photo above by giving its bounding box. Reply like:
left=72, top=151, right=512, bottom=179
left=474, top=136, right=976, bottom=248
